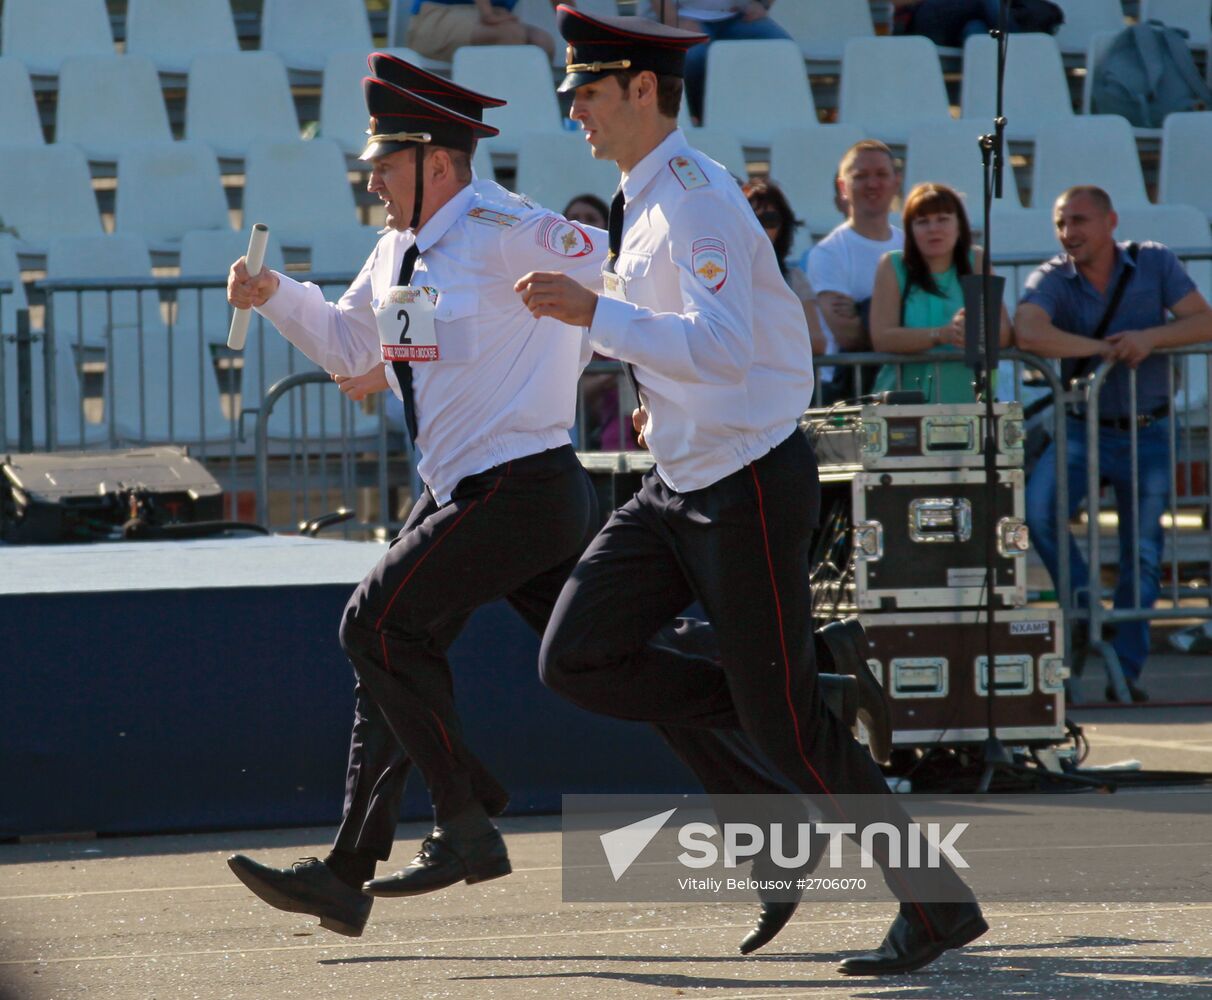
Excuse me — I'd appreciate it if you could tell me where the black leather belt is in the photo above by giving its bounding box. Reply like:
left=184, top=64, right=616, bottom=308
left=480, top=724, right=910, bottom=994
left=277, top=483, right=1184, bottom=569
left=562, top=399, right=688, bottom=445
left=1097, top=405, right=1169, bottom=431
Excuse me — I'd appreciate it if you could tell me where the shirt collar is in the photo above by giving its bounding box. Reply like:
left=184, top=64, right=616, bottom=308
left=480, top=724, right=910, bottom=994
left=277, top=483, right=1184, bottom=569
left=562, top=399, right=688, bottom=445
left=621, top=128, right=688, bottom=204
left=1060, top=240, right=1138, bottom=281
left=413, top=180, right=477, bottom=254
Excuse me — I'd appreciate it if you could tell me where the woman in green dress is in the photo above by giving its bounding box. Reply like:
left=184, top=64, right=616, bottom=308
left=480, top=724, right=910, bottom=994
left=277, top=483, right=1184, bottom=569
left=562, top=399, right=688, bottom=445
left=870, top=182, right=1012, bottom=402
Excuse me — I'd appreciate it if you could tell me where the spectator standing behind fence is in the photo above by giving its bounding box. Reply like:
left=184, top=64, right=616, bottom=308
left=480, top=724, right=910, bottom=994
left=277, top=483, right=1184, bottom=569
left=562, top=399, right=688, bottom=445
left=807, top=140, right=904, bottom=403
left=1016, top=185, right=1212, bottom=703
left=650, top=1, right=791, bottom=124
left=408, top=0, right=560, bottom=62
left=870, top=182, right=1011, bottom=402
left=745, top=178, right=826, bottom=355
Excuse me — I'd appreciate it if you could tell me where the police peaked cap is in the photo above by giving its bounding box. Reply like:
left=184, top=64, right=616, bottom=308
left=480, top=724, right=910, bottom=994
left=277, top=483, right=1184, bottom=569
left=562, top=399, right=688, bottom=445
left=360, top=77, right=499, bottom=161
left=367, top=52, right=506, bottom=122
left=555, top=4, right=707, bottom=93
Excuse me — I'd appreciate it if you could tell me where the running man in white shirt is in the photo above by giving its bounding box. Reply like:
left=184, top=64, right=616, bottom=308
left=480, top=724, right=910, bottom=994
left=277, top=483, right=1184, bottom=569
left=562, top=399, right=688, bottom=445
left=517, top=6, right=986, bottom=976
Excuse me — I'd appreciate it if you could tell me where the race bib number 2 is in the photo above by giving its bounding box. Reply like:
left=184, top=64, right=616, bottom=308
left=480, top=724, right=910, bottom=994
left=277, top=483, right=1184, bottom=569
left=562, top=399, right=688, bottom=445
left=377, top=285, right=439, bottom=362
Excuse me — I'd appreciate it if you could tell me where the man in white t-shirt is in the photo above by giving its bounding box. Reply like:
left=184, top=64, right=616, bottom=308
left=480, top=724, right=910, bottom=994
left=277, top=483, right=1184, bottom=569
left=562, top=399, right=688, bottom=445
left=807, top=139, right=903, bottom=400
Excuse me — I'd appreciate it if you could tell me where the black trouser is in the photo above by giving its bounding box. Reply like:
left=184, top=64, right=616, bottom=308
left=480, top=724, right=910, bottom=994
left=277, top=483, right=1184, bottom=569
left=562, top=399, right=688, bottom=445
left=541, top=432, right=973, bottom=908
left=333, top=444, right=789, bottom=860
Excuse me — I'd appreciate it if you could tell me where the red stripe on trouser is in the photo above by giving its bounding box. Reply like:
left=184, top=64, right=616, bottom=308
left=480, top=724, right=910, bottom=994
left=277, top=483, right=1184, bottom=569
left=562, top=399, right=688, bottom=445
left=377, top=631, right=456, bottom=756
left=749, top=464, right=937, bottom=942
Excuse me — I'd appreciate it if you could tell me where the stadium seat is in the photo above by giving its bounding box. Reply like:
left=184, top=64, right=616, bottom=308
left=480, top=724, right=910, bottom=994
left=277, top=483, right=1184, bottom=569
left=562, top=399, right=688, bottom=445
left=681, top=128, right=748, bottom=180
left=514, top=132, right=619, bottom=218
left=1031, top=116, right=1149, bottom=209
left=988, top=205, right=1056, bottom=311
left=838, top=36, right=951, bottom=145
left=0, top=58, right=44, bottom=146
left=775, top=0, right=875, bottom=69
left=261, top=0, right=373, bottom=79
left=961, top=34, right=1073, bottom=142
left=124, top=0, right=239, bottom=77
left=1159, top=112, right=1212, bottom=220
left=768, top=123, right=864, bottom=246
left=0, top=0, right=113, bottom=77
left=452, top=46, right=563, bottom=156
left=1054, top=0, right=1125, bottom=64
left=516, top=0, right=618, bottom=66
left=56, top=55, right=172, bottom=164
left=702, top=39, right=816, bottom=148
left=320, top=47, right=427, bottom=158
left=45, top=233, right=179, bottom=443
left=186, top=52, right=300, bottom=161
left=473, top=141, right=496, bottom=183
left=905, top=120, right=1023, bottom=213
left=115, top=141, right=232, bottom=253
left=242, top=140, right=359, bottom=251
left=1080, top=30, right=1165, bottom=145
left=307, top=227, right=383, bottom=277
left=1140, top=0, right=1210, bottom=54
left=0, top=144, right=103, bottom=255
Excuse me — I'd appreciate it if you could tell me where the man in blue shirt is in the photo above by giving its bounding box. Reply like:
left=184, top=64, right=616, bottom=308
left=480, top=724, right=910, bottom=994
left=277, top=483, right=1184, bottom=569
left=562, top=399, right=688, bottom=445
left=1016, top=185, right=1212, bottom=701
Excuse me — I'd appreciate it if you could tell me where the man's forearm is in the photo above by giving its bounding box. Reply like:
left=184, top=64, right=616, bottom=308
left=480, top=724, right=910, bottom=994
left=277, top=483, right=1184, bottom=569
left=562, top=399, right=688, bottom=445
left=1147, top=311, right=1212, bottom=350
left=1019, top=325, right=1107, bottom=359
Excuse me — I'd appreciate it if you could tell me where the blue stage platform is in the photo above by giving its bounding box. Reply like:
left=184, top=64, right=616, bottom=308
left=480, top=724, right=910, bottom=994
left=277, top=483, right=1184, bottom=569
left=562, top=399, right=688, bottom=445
left=0, top=535, right=695, bottom=839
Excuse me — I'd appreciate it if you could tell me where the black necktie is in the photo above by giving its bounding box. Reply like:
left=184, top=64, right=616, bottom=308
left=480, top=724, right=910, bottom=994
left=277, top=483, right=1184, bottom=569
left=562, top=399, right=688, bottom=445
left=605, top=189, right=641, bottom=403
left=391, top=244, right=420, bottom=444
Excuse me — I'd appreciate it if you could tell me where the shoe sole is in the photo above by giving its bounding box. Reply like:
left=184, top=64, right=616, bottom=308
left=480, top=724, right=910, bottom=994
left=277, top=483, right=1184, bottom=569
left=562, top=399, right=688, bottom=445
left=364, top=856, right=513, bottom=898
left=828, top=620, right=893, bottom=765
left=227, top=858, right=366, bottom=938
left=838, top=915, right=989, bottom=976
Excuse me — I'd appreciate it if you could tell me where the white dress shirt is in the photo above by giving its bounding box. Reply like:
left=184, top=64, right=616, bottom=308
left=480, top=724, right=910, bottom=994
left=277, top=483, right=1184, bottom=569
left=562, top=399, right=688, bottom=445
left=588, top=129, right=815, bottom=492
left=257, top=178, right=605, bottom=503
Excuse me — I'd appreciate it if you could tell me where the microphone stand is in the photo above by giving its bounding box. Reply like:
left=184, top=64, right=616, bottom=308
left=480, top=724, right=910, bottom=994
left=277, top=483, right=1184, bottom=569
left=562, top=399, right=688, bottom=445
left=968, top=3, right=1103, bottom=792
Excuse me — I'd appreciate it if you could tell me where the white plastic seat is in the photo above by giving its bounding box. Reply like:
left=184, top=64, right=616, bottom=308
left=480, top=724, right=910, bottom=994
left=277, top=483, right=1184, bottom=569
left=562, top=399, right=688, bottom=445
left=1140, top=0, right=1210, bottom=51
left=1054, top=0, right=1125, bottom=61
left=778, top=0, right=874, bottom=66
left=56, top=54, right=172, bottom=163
left=261, top=0, right=373, bottom=78
left=1114, top=203, right=1212, bottom=296
left=242, top=140, right=359, bottom=249
left=769, top=123, right=864, bottom=246
left=514, top=0, right=617, bottom=65
left=320, top=47, right=428, bottom=158
left=0, top=58, right=45, bottom=146
left=115, top=141, right=232, bottom=252
left=905, top=120, right=1022, bottom=213
left=45, top=233, right=183, bottom=443
left=307, top=227, right=383, bottom=276
left=839, top=36, right=952, bottom=145
left=988, top=206, right=1057, bottom=312
left=0, top=144, right=103, bottom=255
left=452, top=46, right=562, bottom=156
left=1159, top=112, right=1212, bottom=219
left=1031, top=116, right=1149, bottom=209
left=961, top=34, right=1073, bottom=142
left=186, top=52, right=300, bottom=160
left=472, top=141, right=496, bottom=183
left=514, top=132, right=620, bottom=218
left=682, top=128, right=747, bottom=180
left=702, top=39, right=816, bottom=148
left=0, top=0, right=113, bottom=77
left=124, top=0, right=238, bottom=76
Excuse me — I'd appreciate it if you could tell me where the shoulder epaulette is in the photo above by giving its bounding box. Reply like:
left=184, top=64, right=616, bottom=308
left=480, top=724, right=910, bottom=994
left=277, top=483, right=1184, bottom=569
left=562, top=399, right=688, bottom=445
left=668, top=155, right=709, bottom=191
left=466, top=206, right=521, bottom=228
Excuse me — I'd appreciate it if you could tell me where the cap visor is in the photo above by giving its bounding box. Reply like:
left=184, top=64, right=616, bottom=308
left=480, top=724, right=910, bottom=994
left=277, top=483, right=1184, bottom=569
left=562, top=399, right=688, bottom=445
left=557, top=69, right=611, bottom=93
left=359, top=139, right=413, bottom=162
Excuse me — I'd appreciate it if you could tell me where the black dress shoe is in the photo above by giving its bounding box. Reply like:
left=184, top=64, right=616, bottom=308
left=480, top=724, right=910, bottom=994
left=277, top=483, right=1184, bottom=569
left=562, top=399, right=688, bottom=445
left=363, top=827, right=511, bottom=898
left=819, top=619, right=892, bottom=765
left=227, top=854, right=372, bottom=937
left=839, top=900, right=988, bottom=975
left=739, top=897, right=800, bottom=955
left=1105, top=680, right=1149, bottom=703
left=819, top=674, right=859, bottom=728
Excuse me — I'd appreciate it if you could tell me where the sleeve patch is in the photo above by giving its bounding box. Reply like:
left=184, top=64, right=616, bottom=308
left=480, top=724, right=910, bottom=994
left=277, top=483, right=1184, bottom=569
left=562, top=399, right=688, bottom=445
left=467, top=206, right=521, bottom=228
left=692, top=238, right=728, bottom=293
left=537, top=216, right=595, bottom=258
left=669, top=155, right=709, bottom=190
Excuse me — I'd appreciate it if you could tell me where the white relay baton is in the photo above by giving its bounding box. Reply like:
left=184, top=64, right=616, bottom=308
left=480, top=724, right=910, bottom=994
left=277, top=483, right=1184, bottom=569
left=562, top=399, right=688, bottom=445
left=227, top=223, right=269, bottom=350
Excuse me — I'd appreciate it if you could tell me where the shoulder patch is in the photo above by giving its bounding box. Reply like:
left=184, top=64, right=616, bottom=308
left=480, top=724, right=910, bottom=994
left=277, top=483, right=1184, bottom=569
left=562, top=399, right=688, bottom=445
left=467, top=206, right=521, bottom=228
left=669, top=155, right=709, bottom=191
left=691, top=237, right=728, bottom=293
left=537, top=215, right=595, bottom=258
